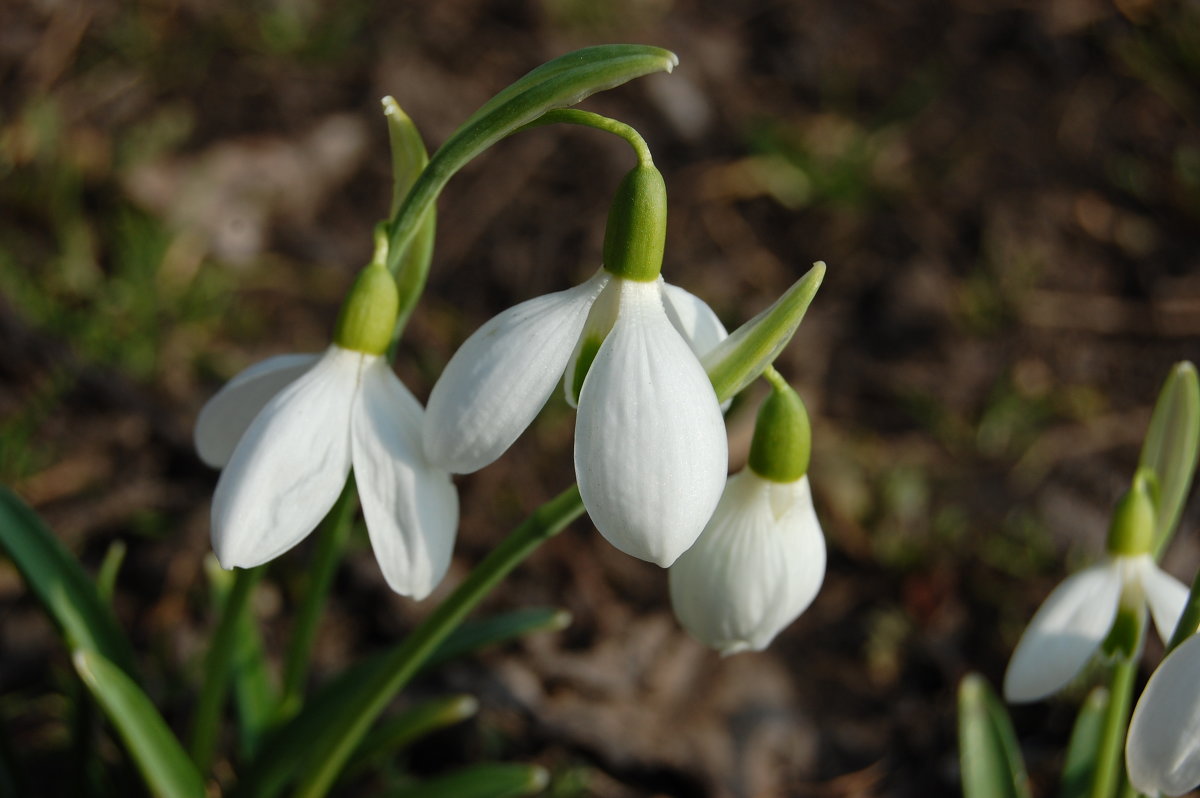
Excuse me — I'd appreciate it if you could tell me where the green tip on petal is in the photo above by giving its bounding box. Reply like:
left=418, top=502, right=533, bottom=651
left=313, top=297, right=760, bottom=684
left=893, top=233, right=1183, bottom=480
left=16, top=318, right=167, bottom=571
left=748, top=368, right=811, bottom=482
left=603, top=164, right=667, bottom=283
left=333, top=263, right=400, bottom=355
left=1106, top=468, right=1156, bottom=557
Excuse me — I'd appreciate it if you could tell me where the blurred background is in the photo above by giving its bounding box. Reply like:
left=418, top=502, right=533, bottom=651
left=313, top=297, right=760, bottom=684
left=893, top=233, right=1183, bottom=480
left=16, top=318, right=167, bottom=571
left=2, top=0, right=1200, bottom=795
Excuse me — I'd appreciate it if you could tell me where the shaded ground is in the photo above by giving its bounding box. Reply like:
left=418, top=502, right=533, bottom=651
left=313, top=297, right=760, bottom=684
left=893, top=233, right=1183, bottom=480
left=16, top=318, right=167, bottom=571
left=2, top=0, right=1200, bottom=795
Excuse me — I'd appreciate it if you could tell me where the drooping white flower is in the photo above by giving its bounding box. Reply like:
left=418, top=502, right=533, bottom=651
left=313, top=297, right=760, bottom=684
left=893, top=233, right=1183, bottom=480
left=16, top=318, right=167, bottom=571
left=1003, top=551, right=1186, bottom=703
left=669, top=470, right=826, bottom=654
left=1126, top=631, right=1200, bottom=797
left=423, top=269, right=728, bottom=566
left=668, top=371, right=823, bottom=654
left=195, top=264, right=458, bottom=599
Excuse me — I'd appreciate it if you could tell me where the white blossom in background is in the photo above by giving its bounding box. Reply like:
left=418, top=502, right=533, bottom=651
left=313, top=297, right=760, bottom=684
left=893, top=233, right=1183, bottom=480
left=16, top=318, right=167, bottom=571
left=1126, top=631, right=1200, bottom=797
left=423, top=268, right=728, bottom=567
left=195, top=265, right=459, bottom=600
left=1002, top=554, right=1186, bottom=703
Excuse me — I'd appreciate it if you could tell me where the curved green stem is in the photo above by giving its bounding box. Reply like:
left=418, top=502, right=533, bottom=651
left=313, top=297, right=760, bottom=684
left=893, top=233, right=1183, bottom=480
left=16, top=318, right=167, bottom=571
left=190, top=564, right=263, bottom=772
left=519, top=109, right=654, bottom=166
left=1166, top=567, right=1200, bottom=652
left=278, top=481, right=358, bottom=720
left=1089, top=608, right=1145, bottom=798
left=290, top=485, right=585, bottom=798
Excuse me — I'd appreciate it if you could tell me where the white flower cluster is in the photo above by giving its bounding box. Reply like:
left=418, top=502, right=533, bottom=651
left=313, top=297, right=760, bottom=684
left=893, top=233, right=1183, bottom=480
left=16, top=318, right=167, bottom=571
left=195, top=260, right=826, bottom=652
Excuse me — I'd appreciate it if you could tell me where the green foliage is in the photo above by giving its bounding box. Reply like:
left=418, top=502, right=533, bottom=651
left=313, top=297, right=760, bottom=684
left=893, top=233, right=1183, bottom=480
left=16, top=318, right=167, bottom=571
left=958, top=674, right=1031, bottom=798
left=385, top=763, right=549, bottom=798
left=1059, top=688, right=1108, bottom=798
left=73, top=650, right=206, bottom=798
left=0, top=485, right=137, bottom=675
left=1139, top=361, right=1200, bottom=555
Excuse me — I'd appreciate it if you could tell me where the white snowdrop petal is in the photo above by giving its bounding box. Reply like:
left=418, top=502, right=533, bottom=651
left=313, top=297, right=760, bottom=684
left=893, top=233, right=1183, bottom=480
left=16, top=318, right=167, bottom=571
left=575, top=280, right=728, bottom=566
left=1002, top=561, right=1124, bottom=703
left=669, top=472, right=825, bottom=654
left=424, top=270, right=609, bottom=473
left=194, top=353, right=320, bottom=468
left=662, top=282, right=728, bottom=356
left=211, top=347, right=358, bottom=570
left=1127, top=633, right=1200, bottom=796
left=1139, top=558, right=1190, bottom=644
left=353, top=362, right=458, bottom=600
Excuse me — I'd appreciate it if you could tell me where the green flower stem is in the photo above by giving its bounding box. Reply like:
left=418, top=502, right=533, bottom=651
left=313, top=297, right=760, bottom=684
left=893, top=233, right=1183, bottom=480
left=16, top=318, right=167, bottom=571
left=292, top=485, right=585, bottom=798
left=190, top=564, right=264, bottom=772
left=1166, top=567, right=1200, bottom=652
left=278, top=481, right=358, bottom=720
left=1088, top=612, right=1144, bottom=798
left=518, top=109, right=653, bottom=166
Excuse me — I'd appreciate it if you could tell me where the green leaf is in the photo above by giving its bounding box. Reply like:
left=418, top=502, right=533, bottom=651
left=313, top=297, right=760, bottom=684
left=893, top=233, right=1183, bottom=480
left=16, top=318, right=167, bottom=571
left=702, top=262, right=826, bottom=403
left=235, top=486, right=584, bottom=798
left=422, top=607, right=572, bottom=672
left=204, top=557, right=277, bottom=760
left=385, top=45, right=678, bottom=276
left=958, top=674, right=1031, bottom=798
left=0, top=485, right=137, bottom=675
left=348, top=694, right=478, bottom=776
left=385, top=763, right=549, bottom=798
left=72, top=649, right=207, bottom=798
left=96, top=539, right=126, bottom=604
left=1059, top=688, right=1108, bottom=798
left=1139, top=361, right=1200, bottom=556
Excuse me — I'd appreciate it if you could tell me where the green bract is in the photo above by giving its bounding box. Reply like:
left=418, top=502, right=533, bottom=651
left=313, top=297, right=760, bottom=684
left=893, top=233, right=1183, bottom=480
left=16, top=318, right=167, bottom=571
left=704, top=261, right=825, bottom=403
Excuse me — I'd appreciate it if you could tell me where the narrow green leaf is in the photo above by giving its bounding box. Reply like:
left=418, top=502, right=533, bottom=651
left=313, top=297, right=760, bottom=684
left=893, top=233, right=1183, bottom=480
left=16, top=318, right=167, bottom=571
left=1060, top=688, right=1109, bottom=798
left=702, top=262, right=826, bottom=402
left=386, top=45, right=678, bottom=276
left=205, top=558, right=278, bottom=760
left=96, top=539, right=126, bottom=604
left=422, top=607, right=572, bottom=672
left=0, top=485, right=137, bottom=675
left=385, top=763, right=549, bottom=798
left=384, top=97, right=431, bottom=219
left=190, top=562, right=263, bottom=771
left=1139, top=361, right=1200, bottom=556
left=235, top=486, right=585, bottom=798
left=348, top=695, right=478, bottom=775
left=958, top=674, right=1031, bottom=798
left=73, top=649, right=207, bottom=798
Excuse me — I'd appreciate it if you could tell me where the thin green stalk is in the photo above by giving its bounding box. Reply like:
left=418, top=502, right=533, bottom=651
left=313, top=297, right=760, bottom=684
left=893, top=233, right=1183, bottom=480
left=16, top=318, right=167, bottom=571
left=291, top=485, right=585, bottom=798
left=190, top=564, right=264, bottom=772
left=518, top=109, right=654, bottom=166
left=1166, top=567, right=1200, bottom=652
left=1089, top=607, right=1144, bottom=798
left=278, top=482, right=358, bottom=720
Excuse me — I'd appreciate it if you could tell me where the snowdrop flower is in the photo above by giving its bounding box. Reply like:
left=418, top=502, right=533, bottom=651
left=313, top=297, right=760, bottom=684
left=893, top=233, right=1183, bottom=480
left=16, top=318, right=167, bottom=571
left=670, top=371, right=825, bottom=653
left=423, top=164, right=728, bottom=566
left=195, top=263, right=458, bottom=599
left=1126, top=631, right=1200, bottom=796
left=1003, top=472, right=1187, bottom=703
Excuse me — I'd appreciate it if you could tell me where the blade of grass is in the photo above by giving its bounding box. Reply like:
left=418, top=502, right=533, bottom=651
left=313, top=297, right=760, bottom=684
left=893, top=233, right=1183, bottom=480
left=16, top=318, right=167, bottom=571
left=189, top=563, right=264, bottom=772
left=73, top=649, right=207, bottom=798
left=234, top=485, right=584, bottom=798
left=385, top=763, right=549, bottom=798
left=0, top=485, right=137, bottom=676
left=1060, top=688, right=1109, bottom=798
left=958, top=673, right=1031, bottom=798
left=347, top=695, right=478, bottom=776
